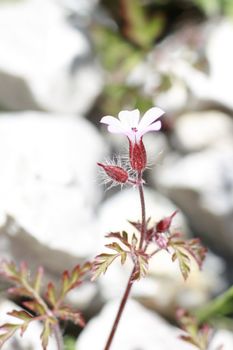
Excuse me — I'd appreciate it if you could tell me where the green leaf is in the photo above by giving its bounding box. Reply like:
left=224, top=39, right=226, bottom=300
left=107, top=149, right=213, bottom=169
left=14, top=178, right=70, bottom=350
left=8, top=310, right=33, bottom=322
left=0, top=323, right=19, bottom=347
left=40, top=318, right=54, bottom=350
left=46, top=282, right=57, bottom=307
left=132, top=251, right=149, bottom=281
left=106, top=231, right=131, bottom=249
left=91, top=254, right=119, bottom=280
left=33, top=266, right=44, bottom=294
left=55, top=307, right=85, bottom=327
left=168, top=233, right=206, bottom=281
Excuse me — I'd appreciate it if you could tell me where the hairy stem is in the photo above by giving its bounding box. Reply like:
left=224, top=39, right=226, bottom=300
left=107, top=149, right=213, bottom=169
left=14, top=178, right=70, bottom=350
left=103, top=266, right=135, bottom=350
left=138, top=171, right=146, bottom=249
left=103, top=171, right=147, bottom=350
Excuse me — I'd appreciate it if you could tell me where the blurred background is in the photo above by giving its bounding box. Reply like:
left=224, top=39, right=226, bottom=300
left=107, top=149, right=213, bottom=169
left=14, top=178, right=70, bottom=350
left=0, top=0, right=233, bottom=349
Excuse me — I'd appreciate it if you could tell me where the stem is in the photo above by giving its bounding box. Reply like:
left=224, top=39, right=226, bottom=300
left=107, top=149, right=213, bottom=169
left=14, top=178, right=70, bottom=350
left=103, top=267, right=135, bottom=350
left=138, top=171, right=146, bottom=249
left=103, top=171, right=147, bottom=350
left=54, top=323, right=64, bottom=350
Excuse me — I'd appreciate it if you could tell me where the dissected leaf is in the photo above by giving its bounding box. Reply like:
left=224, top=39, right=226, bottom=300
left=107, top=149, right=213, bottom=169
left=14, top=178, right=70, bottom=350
left=55, top=306, right=85, bottom=327
left=33, top=267, right=44, bottom=294
left=168, top=233, right=206, bottom=280
left=106, top=231, right=131, bottom=249
left=60, top=262, right=91, bottom=298
left=0, top=323, right=20, bottom=347
left=23, top=300, right=46, bottom=315
left=132, top=251, right=149, bottom=281
left=92, top=253, right=119, bottom=280
left=40, top=318, right=55, bottom=350
left=46, top=282, right=57, bottom=307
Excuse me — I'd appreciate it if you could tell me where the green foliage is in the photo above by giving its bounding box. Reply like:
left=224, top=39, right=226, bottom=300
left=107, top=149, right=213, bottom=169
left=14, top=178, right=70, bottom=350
left=64, top=336, right=76, bottom=350
left=92, top=230, right=150, bottom=281
left=196, top=286, right=233, bottom=324
left=193, top=0, right=233, bottom=17
left=168, top=233, right=207, bottom=280
left=0, top=261, right=90, bottom=349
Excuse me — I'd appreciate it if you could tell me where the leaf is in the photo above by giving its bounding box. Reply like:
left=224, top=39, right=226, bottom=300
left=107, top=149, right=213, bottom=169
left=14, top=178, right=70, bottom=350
left=92, top=254, right=118, bottom=281
left=60, top=262, right=91, bottom=298
left=105, top=242, right=127, bottom=264
left=0, top=323, right=19, bottom=347
left=132, top=251, right=149, bottom=281
left=46, top=282, right=57, bottom=307
left=8, top=310, right=33, bottom=322
left=7, top=310, right=34, bottom=336
left=173, top=249, right=191, bottom=281
left=168, top=233, right=206, bottom=280
left=106, top=231, right=131, bottom=249
left=40, top=318, right=55, bottom=350
left=23, top=300, right=46, bottom=315
left=55, top=307, right=85, bottom=327
left=33, top=266, right=44, bottom=294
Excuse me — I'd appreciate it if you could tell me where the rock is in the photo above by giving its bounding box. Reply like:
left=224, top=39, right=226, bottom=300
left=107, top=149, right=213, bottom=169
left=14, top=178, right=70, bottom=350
left=76, top=299, right=196, bottom=350
left=154, top=145, right=233, bottom=257
left=171, top=21, right=233, bottom=112
left=211, top=329, right=233, bottom=350
left=0, top=299, right=57, bottom=350
left=0, top=0, right=103, bottom=114
left=173, top=111, right=233, bottom=153
left=0, top=112, right=106, bottom=274
left=95, top=188, right=225, bottom=315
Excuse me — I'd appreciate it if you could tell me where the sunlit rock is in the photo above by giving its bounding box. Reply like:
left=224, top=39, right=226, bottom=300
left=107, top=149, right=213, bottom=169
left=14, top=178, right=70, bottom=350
left=0, top=0, right=103, bottom=113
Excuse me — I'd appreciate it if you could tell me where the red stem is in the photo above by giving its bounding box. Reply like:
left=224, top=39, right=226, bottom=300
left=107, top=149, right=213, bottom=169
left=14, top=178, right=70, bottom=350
left=103, top=266, right=136, bottom=350
left=103, top=171, right=146, bottom=350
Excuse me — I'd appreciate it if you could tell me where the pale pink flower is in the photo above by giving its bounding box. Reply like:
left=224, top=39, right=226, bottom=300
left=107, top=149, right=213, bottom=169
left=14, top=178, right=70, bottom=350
left=100, top=107, right=164, bottom=143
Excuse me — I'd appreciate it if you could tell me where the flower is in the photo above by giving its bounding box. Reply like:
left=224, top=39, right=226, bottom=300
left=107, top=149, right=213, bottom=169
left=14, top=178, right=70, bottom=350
left=100, top=107, right=164, bottom=143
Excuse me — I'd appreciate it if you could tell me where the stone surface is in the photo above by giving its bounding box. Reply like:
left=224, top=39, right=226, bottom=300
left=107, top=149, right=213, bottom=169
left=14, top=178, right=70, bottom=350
left=154, top=145, right=233, bottom=257
left=0, top=0, right=102, bottom=114
left=173, top=111, right=233, bottom=153
left=0, top=299, right=57, bottom=350
left=0, top=112, right=106, bottom=274
left=76, top=299, right=196, bottom=350
left=95, top=188, right=225, bottom=315
left=172, top=21, right=233, bottom=111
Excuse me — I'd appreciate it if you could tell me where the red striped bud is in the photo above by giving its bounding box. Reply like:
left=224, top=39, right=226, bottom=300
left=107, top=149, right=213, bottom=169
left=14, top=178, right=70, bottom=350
left=97, top=163, right=128, bottom=183
left=129, top=139, right=147, bottom=171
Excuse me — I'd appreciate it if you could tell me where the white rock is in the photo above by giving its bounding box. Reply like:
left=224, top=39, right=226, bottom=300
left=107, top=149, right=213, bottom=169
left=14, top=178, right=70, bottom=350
left=0, top=299, right=57, bottom=350
left=172, top=21, right=233, bottom=111
left=154, top=145, right=233, bottom=256
left=0, top=0, right=103, bottom=113
left=173, top=111, right=233, bottom=152
left=211, top=329, right=233, bottom=350
left=77, top=299, right=196, bottom=350
left=0, top=112, right=106, bottom=272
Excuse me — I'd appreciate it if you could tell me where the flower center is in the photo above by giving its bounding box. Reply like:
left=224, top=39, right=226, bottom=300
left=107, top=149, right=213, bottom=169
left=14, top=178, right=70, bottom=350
left=131, top=127, right=138, bottom=132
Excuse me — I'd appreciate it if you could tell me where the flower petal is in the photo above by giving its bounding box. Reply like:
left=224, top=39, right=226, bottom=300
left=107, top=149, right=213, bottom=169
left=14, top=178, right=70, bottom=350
left=136, top=121, right=162, bottom=141
left=118, top=109, right=140, bottom=128
left=101, top=115, right=133, bottom=137
left=139, top=107, right=164, bottom=129
left=100, top=116, right=122, bottom=128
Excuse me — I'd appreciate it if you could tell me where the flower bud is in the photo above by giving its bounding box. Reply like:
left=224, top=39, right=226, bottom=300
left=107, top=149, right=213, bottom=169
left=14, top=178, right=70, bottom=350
left=97, top=163, right=128, bottom=183
left=129, top=138, right=147, bottom=171
left=156, top=210, right=178, bottom=233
